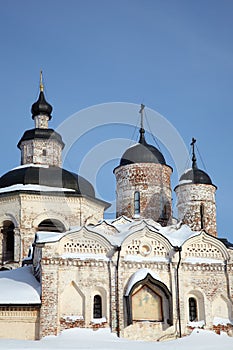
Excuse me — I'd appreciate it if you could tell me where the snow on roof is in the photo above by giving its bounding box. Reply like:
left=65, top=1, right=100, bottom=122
left=11, top=163, right=49, bottom=171
left=35, top=217, right=200, bottom=249
left=0, top=184, right=75, bottom=194
left=159, top=224, right=200, bottom=246
left=0, top=266, right=41, bottom=304
left=179, top=179, right=192, bottom=185
left=185, top=257, right=224, bottom=264
left=125, top=268, right=162, bottom=296
left=36, top=231, right=68, bottom=243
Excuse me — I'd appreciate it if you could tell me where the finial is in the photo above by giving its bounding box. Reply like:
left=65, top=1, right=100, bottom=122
left=191, top=137, right=197, bottom=169
left=139, top=103, right=145, bottom=129
left=139, top=103, right=145, bottom=143
left=40, top=70, right=44, bottom=92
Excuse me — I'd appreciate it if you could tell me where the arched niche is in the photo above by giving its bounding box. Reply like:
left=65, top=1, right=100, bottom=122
left=124, top=272, right=172, bottom=327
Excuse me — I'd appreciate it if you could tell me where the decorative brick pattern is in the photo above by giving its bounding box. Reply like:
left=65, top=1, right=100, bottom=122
left=114, top=163, right=172, bottom=224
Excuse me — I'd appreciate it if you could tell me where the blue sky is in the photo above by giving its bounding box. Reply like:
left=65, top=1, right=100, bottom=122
left=0, top=0, right=233, bottom=241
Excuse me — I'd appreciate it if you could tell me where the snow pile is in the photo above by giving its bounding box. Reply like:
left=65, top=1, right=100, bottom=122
left=0, top=328, right=233, bottom=350
left=188, top=320, right=205, bottom=328
left=213, top=317, right=233, bottom=326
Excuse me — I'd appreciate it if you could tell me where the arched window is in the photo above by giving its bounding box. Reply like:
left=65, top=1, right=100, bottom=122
left=200, top=204, right=204, bottom=229
left=134, top=191, right=140, bottom=216
left=189, top=297, right=198, bottom=321
left=1, top=220, right=15, bottom=262
left=37, top=219, right=65, bottom=233
left=93, top=295, right=102, bottom=318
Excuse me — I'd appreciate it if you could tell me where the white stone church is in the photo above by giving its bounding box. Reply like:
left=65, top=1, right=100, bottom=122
left=0, top=78, right=232, bottom=341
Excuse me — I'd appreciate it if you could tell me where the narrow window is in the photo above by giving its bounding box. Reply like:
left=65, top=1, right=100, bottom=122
left=42, top=149, right=47, bottom=156
left=2, top=221, right=15, bottom=262
left=134, top=191, right=140, bottom=216
left=200, top=204, right=204, bottom=229
left=93, top=295, right=102, bottom=318
left=189, top=297, right=197, bottom=321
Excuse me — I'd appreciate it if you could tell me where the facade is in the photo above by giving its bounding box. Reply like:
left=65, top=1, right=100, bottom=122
left=0, top=84, right=232, bottom=341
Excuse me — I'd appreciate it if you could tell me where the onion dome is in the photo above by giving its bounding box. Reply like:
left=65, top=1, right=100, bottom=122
left=17, top=128, right=64, bottom=149
left=120, top=127, right=166, bottom=166
left=0, top=166, right=95, bottom=198
left=31, top=90, right=52, bottom=120
left=31, top=71, right=52, bottom=119
left=119, top=104, right=166, bottom=166
left=178, top=138, right=215, bottom=187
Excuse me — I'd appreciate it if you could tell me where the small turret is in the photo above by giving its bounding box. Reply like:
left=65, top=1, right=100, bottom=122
left=17, top=72, right=64, bottom=166
left=114, top=104, right=173, bottom=225
left=175, top=138, right=217, bottom=236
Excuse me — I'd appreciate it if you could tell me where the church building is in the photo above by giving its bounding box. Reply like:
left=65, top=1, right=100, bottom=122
left=0, top=76, right=232, bottom=341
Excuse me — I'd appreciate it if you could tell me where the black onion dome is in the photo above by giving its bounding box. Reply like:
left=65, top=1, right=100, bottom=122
left=119, top=128, right=166, bottom=166
left=17, top=128, right=65, bottom=149
left=178, top=137, right=216, bottom=188
left=31, top=91, right=53, bottom=120
left=0, top=166, right=95, bottom=198
left=179, top=168, right=213, bottom=185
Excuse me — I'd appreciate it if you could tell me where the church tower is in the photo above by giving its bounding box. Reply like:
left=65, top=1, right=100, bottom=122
left=17, top=71, right=64, bottom=167
left=174, top=138, right=217, bottom=236
left=114, top=105, right=173, bottom=225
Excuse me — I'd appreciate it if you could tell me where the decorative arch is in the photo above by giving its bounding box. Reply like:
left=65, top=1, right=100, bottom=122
left=182, top=231, right=230, bottom=262
left=124, top=270, right=172, bottom=326
left=58, top=227, right=113, bottom=256
left=122, top=226, right=172, bottom=260
left=33, top=213, right=69, bottom=232
left=38, top=219, right=65, bottom=232
left=0, top=214, right=19, bottom=228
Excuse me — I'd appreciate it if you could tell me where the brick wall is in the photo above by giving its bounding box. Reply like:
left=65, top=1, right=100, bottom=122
left=114, top=163, right=172, bottom=224
left=175, top=183, right=217, bottom=236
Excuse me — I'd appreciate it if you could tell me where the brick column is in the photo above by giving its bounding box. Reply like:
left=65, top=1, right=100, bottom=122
left=39, top=261, right=59, bottom=338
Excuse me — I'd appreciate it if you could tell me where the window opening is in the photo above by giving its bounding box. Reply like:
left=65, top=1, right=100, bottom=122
left=93, top=295, right=102, bottom=318
left=1, top=221, right=15, bottom=262
left=134, top=191, right=140, bottom=215
left=189, top=297, right=197, bottom=321
left=200, top=204, right=204, bottom=229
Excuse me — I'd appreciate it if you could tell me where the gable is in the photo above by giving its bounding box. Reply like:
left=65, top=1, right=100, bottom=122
left=122, top=227, right=172, bottom=261
left=57, top=227, right=113, bottom=258
left=182, top=232, right=229, bottom=262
